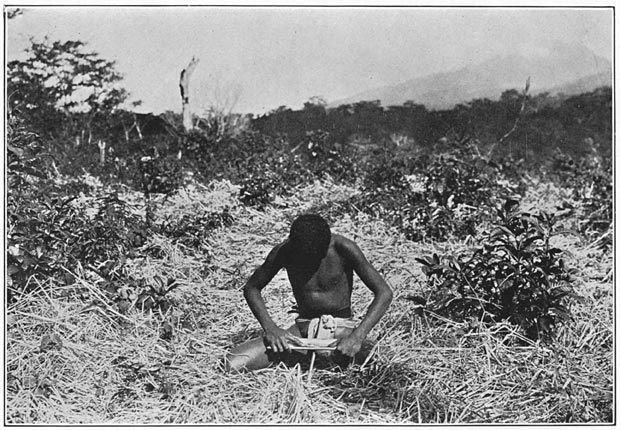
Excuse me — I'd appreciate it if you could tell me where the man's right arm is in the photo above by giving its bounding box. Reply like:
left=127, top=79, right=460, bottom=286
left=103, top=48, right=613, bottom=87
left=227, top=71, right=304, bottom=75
left=243, top=242, right=297, bottom=352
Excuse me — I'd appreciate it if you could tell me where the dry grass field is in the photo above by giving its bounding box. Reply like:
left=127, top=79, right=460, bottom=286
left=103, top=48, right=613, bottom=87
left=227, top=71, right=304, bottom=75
left=5, top=177, right=613, bottom=424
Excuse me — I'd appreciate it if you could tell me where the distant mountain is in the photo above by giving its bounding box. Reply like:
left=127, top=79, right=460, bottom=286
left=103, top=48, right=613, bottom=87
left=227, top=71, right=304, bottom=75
left=331, top=42, right=612, bottom=110
left=545, top=72, right=612, bottom=97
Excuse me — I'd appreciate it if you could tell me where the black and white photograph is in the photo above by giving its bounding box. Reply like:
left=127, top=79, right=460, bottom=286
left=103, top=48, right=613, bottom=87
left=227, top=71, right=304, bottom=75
left=5, top=3, right=614, bottom=424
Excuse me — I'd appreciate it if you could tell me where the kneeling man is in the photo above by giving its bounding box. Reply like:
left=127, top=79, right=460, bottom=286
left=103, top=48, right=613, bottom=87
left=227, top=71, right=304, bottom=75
left=225, top=214, right=393, bottom=371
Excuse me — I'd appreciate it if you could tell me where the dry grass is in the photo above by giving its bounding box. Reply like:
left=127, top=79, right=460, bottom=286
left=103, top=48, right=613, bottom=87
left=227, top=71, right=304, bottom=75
left=5, top=178, right=614, bottom=424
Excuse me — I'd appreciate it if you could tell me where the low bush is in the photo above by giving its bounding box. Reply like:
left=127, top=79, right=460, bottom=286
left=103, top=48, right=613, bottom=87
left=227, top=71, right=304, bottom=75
left=351, top=142, right=522, bottom=241
left=547, top=149, right=612, bottom=249
left=238, top=172, right=281, bottom=208
left=415, top=199, right=580, bottom=340
left=7, top=117, right=150, bottom=300
left=6, top=114, right=49, bottom=190
left=578, top=159, right=612, bottom=235
left=137, top=154, right=184, bottom=196
left=78, top=193, right=150, bottom=263
left=7, top=189, right=151, bottom=301
left=101, top=270, right=180, bottom=316
left=159, top=208, right=234, bottom=251
left=8, top=194, right=81, bottom=299
left=301, top=129, right=360, bottom=182
left=235, top=130, right=360, bottom=209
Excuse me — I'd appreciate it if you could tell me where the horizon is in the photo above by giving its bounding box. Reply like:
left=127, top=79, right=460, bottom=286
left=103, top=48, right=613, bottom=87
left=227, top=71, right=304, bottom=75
left=5, top=6, right=613, bottom=115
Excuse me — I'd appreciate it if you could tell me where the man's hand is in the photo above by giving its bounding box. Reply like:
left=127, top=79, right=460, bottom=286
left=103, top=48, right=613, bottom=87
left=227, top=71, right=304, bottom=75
left=336, top=332, right=365, bottom=357
left=263, top=326, right=298, bottom=353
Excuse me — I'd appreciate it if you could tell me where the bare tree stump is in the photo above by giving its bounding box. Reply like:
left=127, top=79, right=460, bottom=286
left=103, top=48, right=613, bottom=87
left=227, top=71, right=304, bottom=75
left=98, top=140, right=107, bottom=166
left=180, top=56, right=200, bottom=132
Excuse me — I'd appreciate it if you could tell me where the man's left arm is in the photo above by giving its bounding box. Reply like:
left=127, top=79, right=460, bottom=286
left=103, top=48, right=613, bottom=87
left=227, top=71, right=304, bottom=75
left=336, top=238, right=393, bottom=357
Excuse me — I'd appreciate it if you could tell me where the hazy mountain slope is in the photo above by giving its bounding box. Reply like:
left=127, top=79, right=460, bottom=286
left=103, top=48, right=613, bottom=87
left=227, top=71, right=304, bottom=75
left=545, top=72, right=612, bottom=96
left=332, top=42, right=611, bottom=109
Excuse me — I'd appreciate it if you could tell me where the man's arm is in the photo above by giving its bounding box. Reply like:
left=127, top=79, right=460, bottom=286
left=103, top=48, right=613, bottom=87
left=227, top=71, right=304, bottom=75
left=336, top=237, right=393, bottom=356
left=243, top=242, right=298, bottom=353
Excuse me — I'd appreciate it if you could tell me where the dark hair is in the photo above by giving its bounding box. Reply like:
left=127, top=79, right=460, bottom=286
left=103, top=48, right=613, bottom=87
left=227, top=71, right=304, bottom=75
left=289, top=214, right=331, bottom=259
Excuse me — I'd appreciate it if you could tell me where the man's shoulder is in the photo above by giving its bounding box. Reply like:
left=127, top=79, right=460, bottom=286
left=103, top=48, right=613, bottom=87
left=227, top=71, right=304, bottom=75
left=264, top=240, right=290, bottom=264
left=332, top=234, right=359, bottom=254
left=272, top=239, right=290, bottom=255
left=332, top=233, right=351, bottom=244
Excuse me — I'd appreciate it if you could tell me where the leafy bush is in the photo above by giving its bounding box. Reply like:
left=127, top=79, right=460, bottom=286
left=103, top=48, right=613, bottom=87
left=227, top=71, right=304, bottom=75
left=137, top=154, right=184, bottom=196
left=8, top=194, right=82, bottom=299
left=102, top=272, right=180, bottom=316
left=548, top=148, right=612, bottom=243
left=404, top=203, right=478, bottom=242
left=7, top=114, right=68, bottom=299
left=238, top=173, right=281, bottom=208
left=77, top=193, right=150, bottom=263
left=177, top=128, right=308, bottom=208
left=229, top=129, right=359, bottom=209
left=7, top=186, right=150, bottom=301
left=577, top=159, right=612, bottom=235
left=351, top=143, right=521, bottom=241
left=416, top=200, right=580, bottom=340
left=159, top=208, right=234, bottom=251
left=301, top=130, right=360, bottom=182
left=182, top=129, right=216, bottom=169
left=234, top=141, right=315, bottom=209
left=6, top=114, right=49, bottom=190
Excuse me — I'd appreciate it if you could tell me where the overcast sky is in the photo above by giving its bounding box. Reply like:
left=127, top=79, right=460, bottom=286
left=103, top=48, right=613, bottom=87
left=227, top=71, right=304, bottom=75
left=6, top=6, right=613, bottom=115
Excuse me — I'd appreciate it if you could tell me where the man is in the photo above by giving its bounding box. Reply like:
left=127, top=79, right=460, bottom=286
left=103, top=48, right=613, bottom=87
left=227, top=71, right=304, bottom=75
left=225, top=214, right=393, bottom=371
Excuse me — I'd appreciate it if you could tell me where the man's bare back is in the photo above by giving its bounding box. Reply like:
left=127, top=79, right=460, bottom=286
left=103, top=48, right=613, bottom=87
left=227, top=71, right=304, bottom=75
left=225, top=215, right=392, bottom=372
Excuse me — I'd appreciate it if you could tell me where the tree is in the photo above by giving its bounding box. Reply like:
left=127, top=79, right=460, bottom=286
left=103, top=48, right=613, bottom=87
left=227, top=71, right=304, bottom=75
left=352, top=100, right=385, bottom=138
left=301, top=96, right=327, bottom=130
left=179, top=56, right=199, bottom=132
left=196, top=72, right=245, bottom=142
left=7, top=38, right=130, bottom=139
left=6, top=8, right=24, bottom=20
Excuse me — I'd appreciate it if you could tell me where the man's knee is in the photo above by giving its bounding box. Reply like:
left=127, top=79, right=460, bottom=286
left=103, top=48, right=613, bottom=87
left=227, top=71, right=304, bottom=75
left=223, top=339, right=271, bottom=372
left=223, top=352, right=249, bottom=373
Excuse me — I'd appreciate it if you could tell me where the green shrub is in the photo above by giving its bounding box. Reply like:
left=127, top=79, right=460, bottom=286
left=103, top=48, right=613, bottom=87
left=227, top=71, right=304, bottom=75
left=102, top=271, right=180, bottom=316
left=578, top=159, right=612, bottom=235
left=238, top=173, right=280, bottom=208
left=159, top=208, right=234, bottom=251
left=235, top=130, right=360, bottom=209
left=235, top=143, right=314, bottom=209
left=138, top=154, right=184, bottom=196
left=7, top=188, right=150, bottom=301
left=416, top=199, right=580, bottom=340
left=301, top=129, right=359, bottom=182
left=7, top=114, right=68, bottom=299
left=6, top=114, right=48, bottom=190
left=8, top=194, right=80, bottom=299
left=351, top=143, right=521, bottom=241
left=77, top=193, right=150, bottom=263
left=549, top=149, right=612, bottom=238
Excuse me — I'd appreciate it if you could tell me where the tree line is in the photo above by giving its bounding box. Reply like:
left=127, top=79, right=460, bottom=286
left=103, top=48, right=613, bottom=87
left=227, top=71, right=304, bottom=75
left=253, top=87, right=611, bottom=164
left=7, top=36, right=611, bottom=186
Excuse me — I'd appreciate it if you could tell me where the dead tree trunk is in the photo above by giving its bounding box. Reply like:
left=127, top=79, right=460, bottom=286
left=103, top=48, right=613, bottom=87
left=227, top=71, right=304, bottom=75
left=179, top=57, right=200, bottom=132
left=486, top=77, right=531, bottom=159
left=98, top=140, right=107, bottom=166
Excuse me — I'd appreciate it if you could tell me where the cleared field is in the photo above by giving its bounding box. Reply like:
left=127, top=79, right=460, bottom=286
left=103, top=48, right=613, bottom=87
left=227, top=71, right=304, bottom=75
left=6, top=177, right=613, bottom=424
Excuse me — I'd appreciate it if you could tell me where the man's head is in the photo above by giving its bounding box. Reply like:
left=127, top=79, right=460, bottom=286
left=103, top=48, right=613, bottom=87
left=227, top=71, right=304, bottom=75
left=289, top=214, right=331, bottom=260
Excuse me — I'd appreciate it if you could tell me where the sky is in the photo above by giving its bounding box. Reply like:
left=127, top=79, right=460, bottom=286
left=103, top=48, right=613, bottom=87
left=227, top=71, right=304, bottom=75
left=5, top=5, right=614, bottom=115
